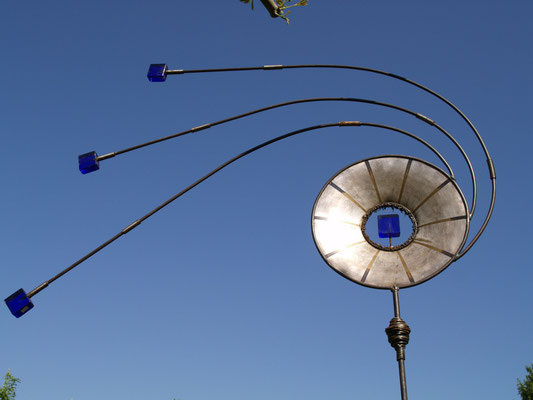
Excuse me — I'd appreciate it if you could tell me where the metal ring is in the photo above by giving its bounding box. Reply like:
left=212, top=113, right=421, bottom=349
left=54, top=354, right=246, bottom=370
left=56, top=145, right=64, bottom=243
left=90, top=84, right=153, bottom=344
left=360, top=202, right=418, bottom=252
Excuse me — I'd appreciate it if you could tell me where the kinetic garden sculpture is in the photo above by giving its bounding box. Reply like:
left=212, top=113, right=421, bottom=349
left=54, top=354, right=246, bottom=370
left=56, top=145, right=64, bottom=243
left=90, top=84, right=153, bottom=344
left=6, top=63, right=496, bottom=399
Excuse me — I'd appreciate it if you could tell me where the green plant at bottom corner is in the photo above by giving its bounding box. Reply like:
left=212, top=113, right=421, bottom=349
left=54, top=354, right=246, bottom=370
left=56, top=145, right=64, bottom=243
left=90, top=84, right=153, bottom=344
left=518, top=363, right=533, bottom=400
left=0, top=371, right=20, bottom=400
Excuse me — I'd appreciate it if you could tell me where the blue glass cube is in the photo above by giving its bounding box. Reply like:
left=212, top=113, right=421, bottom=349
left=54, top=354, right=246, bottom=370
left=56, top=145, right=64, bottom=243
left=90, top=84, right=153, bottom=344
left=378, top=214, right=401, bottom=238
left=5, top=288, right=34, bottom=318
left=147, top=64, right=167, bottom=82
left=78, top=151, right=99, bottom=174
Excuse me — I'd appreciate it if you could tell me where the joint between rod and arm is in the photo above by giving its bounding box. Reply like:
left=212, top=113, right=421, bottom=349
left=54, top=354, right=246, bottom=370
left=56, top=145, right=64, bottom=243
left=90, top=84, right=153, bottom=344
left=27, top=282, right=49, bottom=298
left=191, top=124, right=211, bottom=133
left=122, top=220, right=141, bottom=234
left=487, top=158, right=496, bottom=179
left=96, top=152, right=116, bottom=162
left=415, top=113, right=436, bottom=125
left=263, top=65, right=283, bottom=70
left=339, top=121, right=362, bottom=126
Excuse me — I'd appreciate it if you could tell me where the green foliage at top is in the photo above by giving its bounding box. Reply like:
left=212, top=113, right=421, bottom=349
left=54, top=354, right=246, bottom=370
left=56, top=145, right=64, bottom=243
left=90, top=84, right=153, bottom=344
left=0, top=371, right=20, bottom=400
left=240, top=0, right=309, bottom=23
left=518, top=364, right=533, bottom=400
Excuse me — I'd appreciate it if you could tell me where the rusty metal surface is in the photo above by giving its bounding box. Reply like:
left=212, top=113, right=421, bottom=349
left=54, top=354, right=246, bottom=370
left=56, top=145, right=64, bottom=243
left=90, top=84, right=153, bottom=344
left=311, top=155, right=469, bottom=289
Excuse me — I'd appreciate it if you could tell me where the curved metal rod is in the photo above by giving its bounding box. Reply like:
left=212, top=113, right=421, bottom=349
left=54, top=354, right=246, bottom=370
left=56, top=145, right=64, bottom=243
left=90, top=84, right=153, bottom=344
left=456, top=178, right=496, bottom=260
left=167, top=64, right=495, bottom=259
left=356, top=122, right=453, bottom=176
left=28, top=121, right=451, bottom=299
left=98, top=97, right=475, bottom=216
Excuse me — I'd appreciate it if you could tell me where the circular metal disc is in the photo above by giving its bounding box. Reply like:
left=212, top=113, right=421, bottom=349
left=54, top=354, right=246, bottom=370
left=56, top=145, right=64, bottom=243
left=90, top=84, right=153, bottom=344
left=311, top=155, right=469, bottom=289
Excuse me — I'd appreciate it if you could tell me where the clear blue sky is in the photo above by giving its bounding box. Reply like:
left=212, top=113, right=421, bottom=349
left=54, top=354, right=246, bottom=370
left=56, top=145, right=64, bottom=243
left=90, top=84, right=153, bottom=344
left=1, top=1, right=531, bottom=399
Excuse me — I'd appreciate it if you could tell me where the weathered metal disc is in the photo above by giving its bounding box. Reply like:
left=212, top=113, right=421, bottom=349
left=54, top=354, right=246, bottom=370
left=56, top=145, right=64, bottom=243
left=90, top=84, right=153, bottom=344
left=311, top=155, right=469, bottom=289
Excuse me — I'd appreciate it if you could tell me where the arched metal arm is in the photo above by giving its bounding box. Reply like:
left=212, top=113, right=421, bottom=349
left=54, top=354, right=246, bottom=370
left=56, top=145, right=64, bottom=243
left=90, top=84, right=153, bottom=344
left=28, top=121, right=451, bottom=299
left=348, top=122, right=453, bottom=176
left=94, top=97, right=475, bottom=217
left=164, top=63, right=495, bottom=261
left=456, top=178, right=496, bottom=260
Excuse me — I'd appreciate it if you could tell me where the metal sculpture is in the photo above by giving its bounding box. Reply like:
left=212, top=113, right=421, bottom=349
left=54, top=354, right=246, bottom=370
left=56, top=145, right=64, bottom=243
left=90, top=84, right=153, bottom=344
left=5, top=64, right=496, bottom=400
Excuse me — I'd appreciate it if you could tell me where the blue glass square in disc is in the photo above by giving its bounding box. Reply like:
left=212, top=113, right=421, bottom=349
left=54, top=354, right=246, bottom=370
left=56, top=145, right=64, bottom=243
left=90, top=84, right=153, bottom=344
left=147, top=64, right=167, bottom=82
left=378, top=214, right=401, bottom=238
left=78, top=151, right=99, bottom=174
left=5, top=288, right=34, bottom=318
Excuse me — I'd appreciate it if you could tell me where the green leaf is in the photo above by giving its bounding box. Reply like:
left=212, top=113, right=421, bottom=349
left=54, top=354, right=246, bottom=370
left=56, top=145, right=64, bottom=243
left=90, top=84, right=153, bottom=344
left=0, top=371, right=20, bottom=400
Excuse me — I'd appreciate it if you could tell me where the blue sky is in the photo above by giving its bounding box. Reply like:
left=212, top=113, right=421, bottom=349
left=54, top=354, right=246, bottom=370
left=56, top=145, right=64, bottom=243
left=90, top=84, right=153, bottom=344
left=1, top=1, right=531, bottom=399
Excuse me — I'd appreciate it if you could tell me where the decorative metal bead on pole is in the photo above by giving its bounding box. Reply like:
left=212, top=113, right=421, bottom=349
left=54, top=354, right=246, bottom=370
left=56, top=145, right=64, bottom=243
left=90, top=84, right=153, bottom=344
left=5, top=63, right=495, bottom=400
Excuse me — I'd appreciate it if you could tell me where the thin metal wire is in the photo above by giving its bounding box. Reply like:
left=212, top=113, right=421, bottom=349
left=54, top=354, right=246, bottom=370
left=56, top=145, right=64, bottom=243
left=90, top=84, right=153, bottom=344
left=97, top=97, right=475, bottom=216
left=27, top=232, right=123, bottom=298
left=27, top=121, right=453, bottom=298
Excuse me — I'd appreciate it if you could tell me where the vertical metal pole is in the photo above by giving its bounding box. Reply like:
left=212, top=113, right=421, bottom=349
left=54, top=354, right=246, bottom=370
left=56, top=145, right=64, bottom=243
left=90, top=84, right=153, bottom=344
left=392, top=287, right=401, bottom=318
left=386, top=287, right=411, bottom=400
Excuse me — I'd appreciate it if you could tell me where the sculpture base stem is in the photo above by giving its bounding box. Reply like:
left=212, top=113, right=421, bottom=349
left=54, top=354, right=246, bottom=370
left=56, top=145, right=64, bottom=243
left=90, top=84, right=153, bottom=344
left=386, top=287, right=411, bottom=400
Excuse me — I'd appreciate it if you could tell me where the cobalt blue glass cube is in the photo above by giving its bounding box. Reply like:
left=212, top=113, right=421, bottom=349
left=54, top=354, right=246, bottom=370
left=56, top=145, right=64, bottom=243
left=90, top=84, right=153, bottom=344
left=378, top=214, right=401, bottom=238
left=147, top=64, right=167, bottom=82
left=5, top=288, right=34, bottom=318
left=78, top=151, right=99, bottom=174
